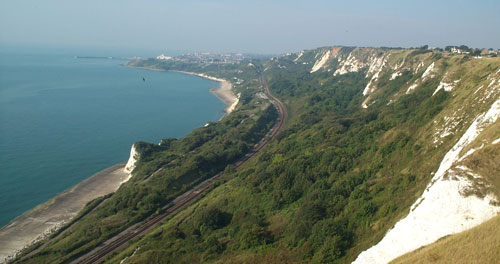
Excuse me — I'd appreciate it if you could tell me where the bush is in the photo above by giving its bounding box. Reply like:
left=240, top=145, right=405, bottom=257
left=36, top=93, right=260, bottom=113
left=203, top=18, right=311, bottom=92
left=198, top=208, right=232, bottom=230
left=239, top=224, right=274, bottom=249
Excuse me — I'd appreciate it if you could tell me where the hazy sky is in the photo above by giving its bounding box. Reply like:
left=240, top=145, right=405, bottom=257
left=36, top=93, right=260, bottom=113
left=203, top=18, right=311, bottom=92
left=1, top=0, right=499, bottom=54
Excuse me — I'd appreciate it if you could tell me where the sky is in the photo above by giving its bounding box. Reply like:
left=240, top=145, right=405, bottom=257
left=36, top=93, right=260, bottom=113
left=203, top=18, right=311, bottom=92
left=1, top=0, right=500, bottom=55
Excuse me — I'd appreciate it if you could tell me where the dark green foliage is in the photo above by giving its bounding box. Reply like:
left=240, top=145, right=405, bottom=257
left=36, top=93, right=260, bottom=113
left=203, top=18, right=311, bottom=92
left=205, top=235, right=224, bottom=253
left=110, top=52, right=458, bottom=263
left=100, top=50, right=498, bottom=264
left=18, top=73, right=277, bottom=263
left=238, top=224, right=273, bottom=249
left=22, top=48, right=478, bottom=264
left=198, top=208, right=232, bottom=230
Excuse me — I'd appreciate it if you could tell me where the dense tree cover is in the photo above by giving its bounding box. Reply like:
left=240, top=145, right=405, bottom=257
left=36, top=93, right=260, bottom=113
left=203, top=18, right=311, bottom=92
left=18, top=48, right=498, bottom=264
left=16, top=63, right=277, bottom=263
left=98, top=50, right=470, bottom=264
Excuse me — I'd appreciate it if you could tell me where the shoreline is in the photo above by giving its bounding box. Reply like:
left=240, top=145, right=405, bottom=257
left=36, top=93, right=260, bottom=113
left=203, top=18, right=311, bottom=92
left=171, top=70, right=238, bottom=114
left=0, top=64, right=238, bottom=263
left=129, top=66, right=239, bottom=114
left=0, top=164, right=130, bottom=263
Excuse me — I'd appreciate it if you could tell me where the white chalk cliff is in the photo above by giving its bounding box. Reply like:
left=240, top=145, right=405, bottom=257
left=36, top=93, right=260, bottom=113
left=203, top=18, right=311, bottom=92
left=353, top=98, right=500, bottom=264
left=124, top=144, right=138, bottom=175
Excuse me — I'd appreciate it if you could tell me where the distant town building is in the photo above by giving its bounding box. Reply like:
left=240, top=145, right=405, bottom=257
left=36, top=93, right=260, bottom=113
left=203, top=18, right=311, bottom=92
left=488, top=50, right=500, bottom=55
left=450, top=47, right=469, bottom=54
left=152, top=52, right=267, bottom=64
left=156, top=54, right=172, bottom=60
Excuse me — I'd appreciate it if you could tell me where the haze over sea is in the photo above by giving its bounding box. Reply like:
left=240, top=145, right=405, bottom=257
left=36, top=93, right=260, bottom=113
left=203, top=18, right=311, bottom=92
left=0, top=46, right=225, bottom=227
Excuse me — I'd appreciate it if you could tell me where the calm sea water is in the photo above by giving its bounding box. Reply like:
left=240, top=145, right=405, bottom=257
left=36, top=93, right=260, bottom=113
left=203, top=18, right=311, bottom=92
left=0, top=47, right=225, bottom=226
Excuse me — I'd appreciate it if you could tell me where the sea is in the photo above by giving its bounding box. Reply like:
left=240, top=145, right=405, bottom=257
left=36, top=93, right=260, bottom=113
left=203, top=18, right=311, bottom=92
left=0, top=45, right=225, bottom=227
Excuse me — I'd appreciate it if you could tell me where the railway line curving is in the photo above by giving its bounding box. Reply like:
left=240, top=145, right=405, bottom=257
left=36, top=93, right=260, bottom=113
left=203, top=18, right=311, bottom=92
left=73, top=75, right=286, bottom=264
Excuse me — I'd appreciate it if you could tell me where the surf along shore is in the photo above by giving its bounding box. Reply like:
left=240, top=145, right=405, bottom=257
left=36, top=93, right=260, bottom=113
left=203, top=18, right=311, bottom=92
left=0, top=67, right=238, bottom=263
left=0, top=164, right=130, bottom=263
left=176, top=71, right=239, bottom=114
left=131, top=66, right=239, bottom=114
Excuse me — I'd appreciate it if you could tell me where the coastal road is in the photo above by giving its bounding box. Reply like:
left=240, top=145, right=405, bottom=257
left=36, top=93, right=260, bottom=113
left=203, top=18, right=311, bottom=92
left=72, top=74, right=286, bottom=264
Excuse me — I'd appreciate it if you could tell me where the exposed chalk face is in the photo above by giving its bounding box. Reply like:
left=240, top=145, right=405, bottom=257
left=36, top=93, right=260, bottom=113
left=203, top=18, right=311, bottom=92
left=421, top=62, right=436, bottom=80
left=362, top=57, right=387, bottom=98
left=310, top=50, right=331, bottom=73
left=353, top=98, right=500, bottom=264
left=361, top=98, right=370, bottom=109
left=293, top=50, right=304, bottom=62
left=414, top=61, right=425, bottom=73
left=405, top=83, right=419, bottom=94
left=432, top=80, right=455, bottom=96
left=124, top=144, right=138, bottom=174
left=226, top=93, right=240, bottom=114
left=334, top=53, right=367, bottom=76
left=390, top=71, right=402, bottom=80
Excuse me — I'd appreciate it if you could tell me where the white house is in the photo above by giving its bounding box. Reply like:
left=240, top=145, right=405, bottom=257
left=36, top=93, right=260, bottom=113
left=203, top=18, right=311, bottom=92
left=156, top=54, right=172, bottom=60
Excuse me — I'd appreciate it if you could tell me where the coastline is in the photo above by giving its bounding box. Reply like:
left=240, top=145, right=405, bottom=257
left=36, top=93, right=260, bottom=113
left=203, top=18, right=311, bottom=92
left=1, top=65, right=238, bottom=263
left=129, top=66, right=239, bottom=115
left=173, top=71, right=239, bottom=114
left=0, top=164, right=130, bottom=263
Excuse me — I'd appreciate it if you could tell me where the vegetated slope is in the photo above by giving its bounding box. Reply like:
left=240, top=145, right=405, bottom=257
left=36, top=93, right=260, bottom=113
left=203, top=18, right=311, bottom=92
left=101, top=47, right=499, bottom=264
left=16, top=47, right=500, bottom=264
left=13, top=61, right=278, bottom=264
left=390, top=214, right=500, bottom=264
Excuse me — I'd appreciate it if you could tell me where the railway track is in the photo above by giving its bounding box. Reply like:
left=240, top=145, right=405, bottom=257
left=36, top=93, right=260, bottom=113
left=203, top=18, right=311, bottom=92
left=74, top=75, right=286, bottom=264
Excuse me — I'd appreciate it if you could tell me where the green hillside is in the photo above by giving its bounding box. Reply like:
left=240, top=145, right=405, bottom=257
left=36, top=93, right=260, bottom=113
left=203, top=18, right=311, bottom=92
left=14, top=47, right=500, bottom=264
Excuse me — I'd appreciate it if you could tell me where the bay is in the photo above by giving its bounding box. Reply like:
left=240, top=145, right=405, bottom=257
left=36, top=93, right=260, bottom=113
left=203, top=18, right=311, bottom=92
left=0, top=46, right=225, bottom=226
